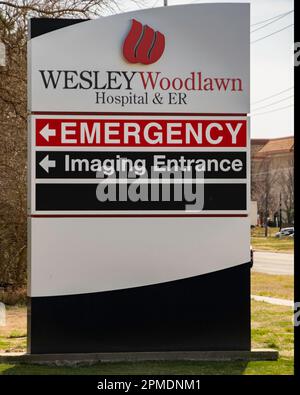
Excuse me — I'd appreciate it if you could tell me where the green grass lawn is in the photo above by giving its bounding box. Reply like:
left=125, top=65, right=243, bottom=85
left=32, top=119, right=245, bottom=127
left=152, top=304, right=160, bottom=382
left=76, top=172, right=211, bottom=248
left=0, top=357, right=294, bottom=375
left=0, top=306, right=26, bottom=353
left=0, top=300, right=294, bottom=375
left=251, top=227, right=294, bottom=253
left=251, top=272, right=293, bottom=300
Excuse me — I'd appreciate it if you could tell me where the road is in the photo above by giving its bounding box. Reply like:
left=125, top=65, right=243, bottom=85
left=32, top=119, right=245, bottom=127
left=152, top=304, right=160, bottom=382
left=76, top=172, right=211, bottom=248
left=252, top=251, right=294, bottom=275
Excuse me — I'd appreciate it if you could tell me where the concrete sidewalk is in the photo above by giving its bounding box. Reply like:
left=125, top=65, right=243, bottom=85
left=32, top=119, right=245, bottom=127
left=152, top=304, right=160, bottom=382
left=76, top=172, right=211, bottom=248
left=251, top=294, right=293, bottom=307
left=252, top=251, right=293, bottom=275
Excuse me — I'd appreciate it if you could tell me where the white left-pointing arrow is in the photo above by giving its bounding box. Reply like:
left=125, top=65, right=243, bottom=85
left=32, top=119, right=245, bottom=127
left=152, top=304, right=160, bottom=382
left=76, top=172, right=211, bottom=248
left=39, top=124, right=56, bottom=141
left=39, top=155, right=56, bottom=173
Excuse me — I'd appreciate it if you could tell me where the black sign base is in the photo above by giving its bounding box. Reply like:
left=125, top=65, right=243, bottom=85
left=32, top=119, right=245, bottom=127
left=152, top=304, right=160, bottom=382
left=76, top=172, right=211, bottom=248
left=28, top=263, right=251, bottom=354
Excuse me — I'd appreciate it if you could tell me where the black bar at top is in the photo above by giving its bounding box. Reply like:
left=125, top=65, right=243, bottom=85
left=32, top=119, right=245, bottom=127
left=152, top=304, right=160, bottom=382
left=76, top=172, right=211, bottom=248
left=29, top=18, right=88, bottom=39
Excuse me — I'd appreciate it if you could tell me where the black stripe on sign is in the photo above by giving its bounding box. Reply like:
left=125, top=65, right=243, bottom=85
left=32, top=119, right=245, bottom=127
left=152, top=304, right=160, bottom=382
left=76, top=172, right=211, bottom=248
left=36, top=151, right=247, bottom=179
left=35, top=183, right=247, bottom=211
left=28, top=263, right=251, bottom=354
left=29, top=18, right=88, bottom=39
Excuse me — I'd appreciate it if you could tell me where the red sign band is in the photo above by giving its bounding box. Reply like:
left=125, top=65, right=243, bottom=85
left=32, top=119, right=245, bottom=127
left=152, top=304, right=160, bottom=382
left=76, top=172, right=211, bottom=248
left=35, top=118, right=247, bottom=147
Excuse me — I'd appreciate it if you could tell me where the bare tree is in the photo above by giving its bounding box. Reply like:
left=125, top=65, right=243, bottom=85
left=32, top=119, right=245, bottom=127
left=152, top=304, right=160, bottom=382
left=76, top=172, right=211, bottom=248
left=251, top=157, right=280, bottom=237
left=0, top=0, right=125, bottom=287
left=278, top=158, right=294, bottom=226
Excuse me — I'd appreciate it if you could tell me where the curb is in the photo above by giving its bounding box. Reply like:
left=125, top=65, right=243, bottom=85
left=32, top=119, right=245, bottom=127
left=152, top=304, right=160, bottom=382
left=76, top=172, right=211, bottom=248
left=0, top=349, right=279, bottom=366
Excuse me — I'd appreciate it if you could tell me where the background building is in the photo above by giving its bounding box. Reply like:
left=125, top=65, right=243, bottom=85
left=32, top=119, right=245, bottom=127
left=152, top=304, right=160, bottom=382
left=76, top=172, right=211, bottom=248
left=251, top=136, right=294, bottom=227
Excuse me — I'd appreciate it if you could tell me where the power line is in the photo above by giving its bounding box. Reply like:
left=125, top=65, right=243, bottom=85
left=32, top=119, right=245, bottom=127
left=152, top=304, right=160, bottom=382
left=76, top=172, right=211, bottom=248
left=251, top=11, right=293, bottom=33
left=151, top=0, right=161, bottom=7
left=252, top=95, right=294, bottom=112
left=251, top=10, right=293, bottom=27
left=252, top=87, right=293, bottom=105
left=251, top=104, right=294, bottom=116
left=251, top=23, right=294, bottom=44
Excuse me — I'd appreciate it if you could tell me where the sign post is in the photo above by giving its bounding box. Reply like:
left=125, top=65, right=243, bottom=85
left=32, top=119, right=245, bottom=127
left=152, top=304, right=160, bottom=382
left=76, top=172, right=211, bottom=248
left=0, top=41, right=5, bottom=67
left=28, top=4, right=251, bottom=354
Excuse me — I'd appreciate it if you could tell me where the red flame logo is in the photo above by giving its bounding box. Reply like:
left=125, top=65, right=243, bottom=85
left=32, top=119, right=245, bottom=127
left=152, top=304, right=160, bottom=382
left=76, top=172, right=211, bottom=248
left=123, top=19, right=165, bottom=65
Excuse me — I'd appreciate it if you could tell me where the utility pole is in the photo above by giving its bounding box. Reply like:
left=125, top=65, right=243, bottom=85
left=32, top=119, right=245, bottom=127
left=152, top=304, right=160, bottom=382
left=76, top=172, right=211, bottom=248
left=0, top=41, right=6, bottom=67
left=164, top=0, right=168, bottom=6
left=279, top=192, right=282, bottom=229
left=264, top=189, right=269, bottom=237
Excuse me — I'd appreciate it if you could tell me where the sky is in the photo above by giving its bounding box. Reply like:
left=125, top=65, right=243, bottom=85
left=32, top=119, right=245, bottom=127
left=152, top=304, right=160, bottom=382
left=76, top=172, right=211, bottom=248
left=109, top=0, right=294, bottom=139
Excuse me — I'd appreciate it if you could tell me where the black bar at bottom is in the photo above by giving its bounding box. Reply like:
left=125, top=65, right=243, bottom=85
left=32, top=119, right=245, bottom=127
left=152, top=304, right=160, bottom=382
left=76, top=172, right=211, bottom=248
left=28, top=263, right=251, bottom=353
left=35, top=183, right=246, bottom=211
